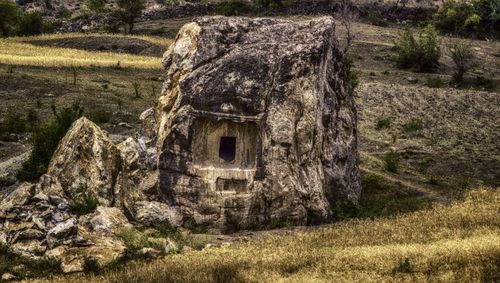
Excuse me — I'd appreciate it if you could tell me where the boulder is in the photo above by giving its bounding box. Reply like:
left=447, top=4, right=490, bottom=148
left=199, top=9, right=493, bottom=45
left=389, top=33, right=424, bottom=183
left=83, top=207, right=131, bottom=234
left=0, top=183, right=35, bottom=211
left=47, top=218, right=77, bottom=248
left=47, top=118, right=121, bottom=206
left=132, top=201, right=182, bottom=227
left=156, top=16, right=361, bottom=228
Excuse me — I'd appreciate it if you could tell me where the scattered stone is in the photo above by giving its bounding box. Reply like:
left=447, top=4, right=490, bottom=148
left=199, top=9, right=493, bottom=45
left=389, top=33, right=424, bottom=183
left=132, top=201, right=182, bottom=227
left=1, top=273, right=16, bottom=281
left=86, top=207, right=131, bottom=234
left=47, top=218, right=77, bottom=247
left=407, top=76, right=418, bottom=83
left=138, top=247, right=160, bottom=259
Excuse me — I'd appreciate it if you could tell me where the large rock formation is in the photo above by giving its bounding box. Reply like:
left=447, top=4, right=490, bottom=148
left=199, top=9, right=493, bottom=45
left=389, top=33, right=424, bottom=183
left=157, top=16, right=361, bottom=229
left=0, top=16, right=361, bottom=270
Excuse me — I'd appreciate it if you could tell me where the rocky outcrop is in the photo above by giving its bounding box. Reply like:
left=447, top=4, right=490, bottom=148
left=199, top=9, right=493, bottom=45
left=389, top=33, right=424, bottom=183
left=47, top=118, right=121, bottom=207
left=157, top=16, right=361, bottom=229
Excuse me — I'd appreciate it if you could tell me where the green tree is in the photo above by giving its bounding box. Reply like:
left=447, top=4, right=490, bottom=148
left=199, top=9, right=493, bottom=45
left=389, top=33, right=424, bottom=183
left=0, top=0, right=20, bottom=37
left=17, top=102, right=83, bottom=181
left=116, top=0, right=145, bottom=34
left=17, top=11, right=44, bottom=36
left=86, top=0, right=106, bottom=13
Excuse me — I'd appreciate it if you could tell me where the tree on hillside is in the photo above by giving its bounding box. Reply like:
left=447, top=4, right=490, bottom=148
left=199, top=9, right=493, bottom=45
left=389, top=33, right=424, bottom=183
left=116, top=0, right=146, bottom=34
left=335, top=0, right=358, bottom=53
left=0, top=0, right=20, bottom=37
left=16, top=11, right=44, bottom=36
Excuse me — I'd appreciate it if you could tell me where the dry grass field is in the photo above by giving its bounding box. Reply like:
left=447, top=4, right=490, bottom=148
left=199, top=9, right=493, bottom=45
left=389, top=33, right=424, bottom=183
left=34, top=188, right=499, bottom=283
left=0, top=34, right=170, bottom=69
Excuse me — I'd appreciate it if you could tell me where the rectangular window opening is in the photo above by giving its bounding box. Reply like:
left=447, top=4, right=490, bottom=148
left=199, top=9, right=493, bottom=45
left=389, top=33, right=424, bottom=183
left=219, top=136, right=236, bottom=162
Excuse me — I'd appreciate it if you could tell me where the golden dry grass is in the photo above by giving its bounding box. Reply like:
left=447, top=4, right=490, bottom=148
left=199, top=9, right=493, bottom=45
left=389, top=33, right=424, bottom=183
left=0, top=34, right=168, bottom=69
left=11, top=33, right=173, bottom=48
left=39, top=188, right=499, bottom=283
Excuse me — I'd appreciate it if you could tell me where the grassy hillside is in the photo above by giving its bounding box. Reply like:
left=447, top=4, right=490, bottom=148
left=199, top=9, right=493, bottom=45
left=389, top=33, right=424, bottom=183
left=35, top=188, right=499, bottom=282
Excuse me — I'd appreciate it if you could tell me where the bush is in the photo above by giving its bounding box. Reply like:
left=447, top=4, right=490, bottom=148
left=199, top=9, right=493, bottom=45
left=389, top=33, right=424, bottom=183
left=86, top=0, right=106, bottom=13
left=424, top=75, right=446, bottom=88
left=0, top=0, right=20, bottom=37
left=256, top=0, right=286, bottom=10
left=375, top=117, right=391, bottom=130
left=344, top=55, right=359, bottom=96
left=1, top=106, right=27, bottom=134
left=89, top=109, right=112, bottom=124
left=17, top=102, right=83, bottom=181
left=16, top=11, right=44, bottom=36
left=402, top=118, right=424, bottom=134
left=383, top=151, right=400, bottom=173
left=393, top=25, right=441, bottom=72
left=434, top=0, right=500, bottom=36
left=69, top=193, right=99, bottom=216
left=214, top=0, right=254, bottom=16
left=450, top=40, right=477, bottom=83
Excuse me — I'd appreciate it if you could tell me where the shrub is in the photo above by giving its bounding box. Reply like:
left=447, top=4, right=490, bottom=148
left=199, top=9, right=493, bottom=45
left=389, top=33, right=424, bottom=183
left=214, top=0, right=254, bottom=16
left=17, top=102, right=83, bottom=181
left=383, top=151, right=400, bottom=173
left=256, top=0, right=286, bottom=10
left=450, top=40, right=477, bottom=83
left=16, top=11, right=44, bottom=36
left=392, top=258, right=414, bottom=274
left=393, top=25, right=441, bottom=72
left=424, top=75, right=446, bottom=88
left=89, top=109, right=112, bottom=124
left=0, top=0, right=20, bottom=37
left=1, top=106, right=27, bottom=134
left=83, top=257, right=101, bottom=274
left=344, top=54, right=359, bottom=96
left=69, top=193, right=99, bottom=217
left=402, top=118, right=424, bottom=134
left=331, top=200, right=360, bottom=222
left=434, top=0, right=500, bottom=36
left=86, top=0, right=106, bottom=13
left=375, top=117, right=391, bottom=130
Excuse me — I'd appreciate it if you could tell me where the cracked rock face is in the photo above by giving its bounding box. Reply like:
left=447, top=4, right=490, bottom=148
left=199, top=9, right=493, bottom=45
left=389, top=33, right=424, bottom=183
left=157, top=16, right=361, bottom=229
left=47, top=118, right=122, bottom=207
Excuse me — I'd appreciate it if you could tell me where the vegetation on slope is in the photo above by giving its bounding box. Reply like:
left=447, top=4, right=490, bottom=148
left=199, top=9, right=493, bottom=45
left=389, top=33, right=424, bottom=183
left=37, top=188, right=499, bottom=283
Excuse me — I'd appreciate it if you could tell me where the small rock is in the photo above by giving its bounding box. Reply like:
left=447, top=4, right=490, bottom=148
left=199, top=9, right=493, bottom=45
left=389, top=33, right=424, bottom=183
left=137, top=247, right=160, bottom=259
left=32, top=192, right=49, bottom=203
left=117, top=122, right=133, bottom=129
left=407, top=77, right=418, bottom=83
left=47, top=218, right=77, bottom=247
left=1, top=273, right=16, bottom=281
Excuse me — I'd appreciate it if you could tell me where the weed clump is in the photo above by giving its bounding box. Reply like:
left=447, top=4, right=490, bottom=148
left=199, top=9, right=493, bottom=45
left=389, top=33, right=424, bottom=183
left=69, top=193, right=99, bottom=217
left=424, top=75, right=446, bottom=88
left=383, top=151, right=400, bottom=173
left=450, top=40, right=478, bottom=84
left=393, top=25, right=441, bottom=72
left=402, top=118, right=424, bottom=134
left=375, top=117, right=392, bottom=130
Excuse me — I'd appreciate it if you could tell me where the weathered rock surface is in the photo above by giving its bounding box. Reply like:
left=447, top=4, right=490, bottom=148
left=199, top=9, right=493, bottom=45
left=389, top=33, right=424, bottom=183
left=157, top=16, right=361, bottom=229
left=47, top=117, right=121, bottom=206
